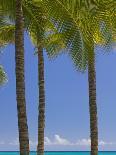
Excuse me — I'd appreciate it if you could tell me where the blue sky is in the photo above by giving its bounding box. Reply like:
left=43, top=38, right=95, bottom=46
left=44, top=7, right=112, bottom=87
left=0, top=34, right=116, bottom=151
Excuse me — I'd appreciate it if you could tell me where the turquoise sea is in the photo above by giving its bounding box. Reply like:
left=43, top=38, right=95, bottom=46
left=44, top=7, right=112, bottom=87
left=0, top=152, right=116, bottom=155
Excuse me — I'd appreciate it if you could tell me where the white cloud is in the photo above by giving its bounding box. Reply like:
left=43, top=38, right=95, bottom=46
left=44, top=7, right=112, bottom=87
left=9, top=138, right=19, bottom=146
left=99, top=140, right=106, bottom=146
left=44, top=135, right=91, bottom=146
left=6, top=135, right=116, bottom=148
left=99, top=140, right=116, bottom=146
left=76, top=138, right=91, bottom=146
left=54, top=134, right=71, bottom=145
left=44, top=137, right=52, bottom=145
left=45, top=134, right=73, bottom=146
left=44, top=134, right=116, bottom=147
left=9, top=139, right=37, bottom=147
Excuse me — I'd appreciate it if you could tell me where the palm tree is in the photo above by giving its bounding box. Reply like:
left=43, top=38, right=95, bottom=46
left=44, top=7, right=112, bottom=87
left=0, top=1, right=64, bottom=154
left=37, top=1, right=115, bottom=155
left=15, top=0, right=29, bottom=154
left=1, top=1, right=30, bottom=153
left=1, top=0, right=30, bottom=153
left=0, top=3, right=30, bottom=153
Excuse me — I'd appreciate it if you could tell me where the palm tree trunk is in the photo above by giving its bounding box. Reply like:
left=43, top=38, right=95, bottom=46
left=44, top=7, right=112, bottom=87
left=37, top=47, right=45, bottom=155
left=15, top=0, right=29, bottom=154
left=88, top=50, right=98, bottom=155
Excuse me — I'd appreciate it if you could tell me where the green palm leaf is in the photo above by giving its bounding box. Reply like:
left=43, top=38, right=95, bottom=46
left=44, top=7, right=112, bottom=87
left=0, top=65, right=7, bottom=85
left=0, top=25, right=15, bottom=47
left=34, top=0, right=115, bottom=70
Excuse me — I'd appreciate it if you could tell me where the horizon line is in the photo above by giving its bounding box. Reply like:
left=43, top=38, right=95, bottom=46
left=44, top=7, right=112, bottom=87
left=0, top=151, right=116, bottom=152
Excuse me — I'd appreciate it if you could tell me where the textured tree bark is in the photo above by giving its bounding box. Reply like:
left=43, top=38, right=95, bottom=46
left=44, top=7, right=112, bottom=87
left=15, top=0, right=29, bottom=154
left=88, top=50, right=98, bottom=155
left=37, top=47, right=45, bottom=155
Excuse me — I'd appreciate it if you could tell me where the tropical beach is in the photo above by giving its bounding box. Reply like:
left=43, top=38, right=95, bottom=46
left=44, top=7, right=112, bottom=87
left=0, top=0, right=116, bottom=155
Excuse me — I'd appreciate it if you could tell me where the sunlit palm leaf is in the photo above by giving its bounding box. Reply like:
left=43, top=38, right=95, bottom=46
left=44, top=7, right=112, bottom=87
left=34, top=0, right=115, bottom=70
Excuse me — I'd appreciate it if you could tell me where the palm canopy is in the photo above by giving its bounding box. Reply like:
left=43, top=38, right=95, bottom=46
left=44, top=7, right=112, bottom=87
left=1, top=0, right=115, bottom=79
left=1, top=0, right=115, bottom=69
left=0, top=65, right=7, bottom=85
left=0, top=0, right=65, bottom=55
left=33, top=0, right=115, bottom=70
left=1, top=0, right=115, bottom=78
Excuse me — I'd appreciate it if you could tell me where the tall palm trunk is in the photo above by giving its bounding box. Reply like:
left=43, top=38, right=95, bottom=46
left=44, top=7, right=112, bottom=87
left=15, top=0, right=29, bottom=154
left=37, top=47, right=45, bottom=155
left=88, top=50, right=98, bottom=155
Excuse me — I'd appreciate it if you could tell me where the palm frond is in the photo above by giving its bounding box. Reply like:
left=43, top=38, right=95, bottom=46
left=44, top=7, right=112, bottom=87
left=0, top=0, right=15, bottom=22
left=34, top=0, right=115, bottom=70
left=0, top=25, right=15, bottom=47
left=37, top=0, right=88, bottom=69
left=0, top=65, right=7, bottom=85
left=44, top=32, right=65, bottom=58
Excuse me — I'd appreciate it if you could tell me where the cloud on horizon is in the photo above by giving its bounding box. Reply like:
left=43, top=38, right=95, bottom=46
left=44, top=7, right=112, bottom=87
left=0, top=134, right=116, bottom=151
left=44, top=134, right=116, bottom=147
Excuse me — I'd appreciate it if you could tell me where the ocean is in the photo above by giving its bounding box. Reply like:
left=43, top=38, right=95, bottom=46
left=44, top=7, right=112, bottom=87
left=0, top=152, right=116, bottom=155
